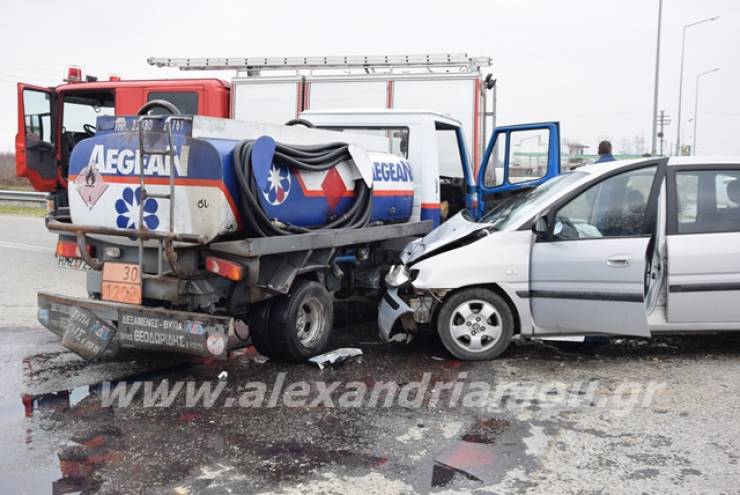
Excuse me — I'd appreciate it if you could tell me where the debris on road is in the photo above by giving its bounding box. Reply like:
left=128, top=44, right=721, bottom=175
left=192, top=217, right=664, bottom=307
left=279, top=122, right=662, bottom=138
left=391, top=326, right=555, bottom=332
left=308, top=348, right=363, bottom=369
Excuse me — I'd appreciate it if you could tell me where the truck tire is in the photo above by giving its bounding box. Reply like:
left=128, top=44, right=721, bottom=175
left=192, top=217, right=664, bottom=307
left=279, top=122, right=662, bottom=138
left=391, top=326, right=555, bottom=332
left=269, top=279, right=333, bottom=362
left=436, top=288, right=513, bottom=361
left=246, top=300, right=277, bottom=358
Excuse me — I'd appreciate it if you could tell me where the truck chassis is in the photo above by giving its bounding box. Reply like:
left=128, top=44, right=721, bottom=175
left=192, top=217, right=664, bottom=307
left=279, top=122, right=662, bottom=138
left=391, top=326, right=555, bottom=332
left=41, top=219, right=432, bottom=362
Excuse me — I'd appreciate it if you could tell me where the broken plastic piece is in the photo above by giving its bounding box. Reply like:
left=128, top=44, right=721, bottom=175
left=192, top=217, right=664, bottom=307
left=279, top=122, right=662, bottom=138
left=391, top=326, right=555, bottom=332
left=389, top=332, right=414, bottom=344
left=308, top=348, right=363, bottom=369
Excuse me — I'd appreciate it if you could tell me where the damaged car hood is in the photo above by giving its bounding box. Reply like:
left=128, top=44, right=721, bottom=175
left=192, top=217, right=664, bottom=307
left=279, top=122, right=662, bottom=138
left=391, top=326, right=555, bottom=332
left=401, top=211, right=492, bottom=264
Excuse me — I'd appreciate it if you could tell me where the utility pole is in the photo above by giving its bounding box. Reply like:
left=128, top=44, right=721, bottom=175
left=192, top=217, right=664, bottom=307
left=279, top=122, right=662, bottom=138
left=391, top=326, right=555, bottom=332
left=692, top=68, right=720, bottom=156
left=651, top=0, right=663, bottom=156
left=657, top=110, right=671, bottom=156
left=675, top=15, right=720, bottom=155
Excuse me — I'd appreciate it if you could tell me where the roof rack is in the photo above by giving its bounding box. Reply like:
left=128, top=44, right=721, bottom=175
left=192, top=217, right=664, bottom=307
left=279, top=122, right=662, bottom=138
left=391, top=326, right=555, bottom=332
left=147, top=54, right=492, bottom=73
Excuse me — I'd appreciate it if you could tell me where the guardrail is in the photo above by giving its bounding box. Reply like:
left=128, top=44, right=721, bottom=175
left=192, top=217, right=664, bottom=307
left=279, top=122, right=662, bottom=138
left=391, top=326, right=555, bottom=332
left=0, top=190, right=48, bottom=206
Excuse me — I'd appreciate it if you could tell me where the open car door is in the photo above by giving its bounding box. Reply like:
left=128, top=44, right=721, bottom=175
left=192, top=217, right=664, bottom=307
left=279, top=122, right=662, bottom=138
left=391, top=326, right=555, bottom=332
left=474, top=122, right=561, bottom=219
left=16, top=83, right=58, bottom=191
left=529, top=158, right=668, bottom=337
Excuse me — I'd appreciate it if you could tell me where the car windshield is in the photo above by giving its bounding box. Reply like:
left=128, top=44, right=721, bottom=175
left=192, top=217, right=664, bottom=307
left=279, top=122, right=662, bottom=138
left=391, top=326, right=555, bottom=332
left=481, top=171, right=588, bottom=229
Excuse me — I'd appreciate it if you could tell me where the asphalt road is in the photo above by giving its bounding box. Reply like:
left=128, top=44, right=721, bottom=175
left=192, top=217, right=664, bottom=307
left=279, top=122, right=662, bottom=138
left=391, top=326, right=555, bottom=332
left=0, top=214, right=739, bottom=494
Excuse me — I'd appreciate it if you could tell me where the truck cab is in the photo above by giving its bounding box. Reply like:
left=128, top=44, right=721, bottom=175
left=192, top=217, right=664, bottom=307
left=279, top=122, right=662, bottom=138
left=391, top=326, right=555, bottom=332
left=302, top=109, right=562, bottom=224
left=16, top=71, right=229, bottom=217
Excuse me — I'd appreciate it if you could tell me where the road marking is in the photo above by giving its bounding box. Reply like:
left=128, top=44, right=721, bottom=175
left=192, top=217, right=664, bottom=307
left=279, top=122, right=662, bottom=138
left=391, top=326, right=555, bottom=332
left=0, top=240, right=54, bottom=252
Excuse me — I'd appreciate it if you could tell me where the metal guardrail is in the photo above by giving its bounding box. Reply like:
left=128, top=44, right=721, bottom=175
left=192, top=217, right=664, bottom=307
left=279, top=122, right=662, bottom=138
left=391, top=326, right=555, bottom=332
left=0, top=189, right=47, bottom=206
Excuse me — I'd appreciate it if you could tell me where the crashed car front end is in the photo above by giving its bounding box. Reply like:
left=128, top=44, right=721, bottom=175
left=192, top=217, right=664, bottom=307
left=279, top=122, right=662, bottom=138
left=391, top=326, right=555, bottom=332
left=378, top=211, right=500, bottom=343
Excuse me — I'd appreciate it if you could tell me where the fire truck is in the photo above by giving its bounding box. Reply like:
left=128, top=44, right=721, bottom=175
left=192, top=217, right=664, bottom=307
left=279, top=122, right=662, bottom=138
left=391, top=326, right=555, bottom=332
left=17, top=54, right=498, bottom=218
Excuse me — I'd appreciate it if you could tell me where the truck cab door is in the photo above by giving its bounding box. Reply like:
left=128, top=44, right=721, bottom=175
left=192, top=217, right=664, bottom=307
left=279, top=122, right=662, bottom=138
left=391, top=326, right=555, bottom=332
left=16, top=84, right=58, bottom=191
left=474, top=122, right=561, bottom=219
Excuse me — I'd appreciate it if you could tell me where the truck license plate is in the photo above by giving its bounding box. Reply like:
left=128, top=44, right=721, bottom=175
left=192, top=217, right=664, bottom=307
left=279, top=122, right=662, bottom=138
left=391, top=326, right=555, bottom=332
left=101, top=262, right=142, bottom=305
left=58, top=256, right=93, bottom=271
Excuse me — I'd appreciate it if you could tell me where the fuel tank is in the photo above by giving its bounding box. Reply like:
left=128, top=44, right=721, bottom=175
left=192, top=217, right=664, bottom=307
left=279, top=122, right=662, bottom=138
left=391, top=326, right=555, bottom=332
left=67, top=115, right=415, bottom=243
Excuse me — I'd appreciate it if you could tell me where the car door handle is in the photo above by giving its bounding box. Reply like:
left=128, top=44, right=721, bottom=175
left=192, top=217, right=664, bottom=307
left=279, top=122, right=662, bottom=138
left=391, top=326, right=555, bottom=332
left=606, top=255, right=631, bottom=267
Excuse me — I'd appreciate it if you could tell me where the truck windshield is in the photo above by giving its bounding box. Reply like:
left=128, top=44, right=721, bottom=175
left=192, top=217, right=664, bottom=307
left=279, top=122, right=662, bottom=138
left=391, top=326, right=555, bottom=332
left=481, top=171, right=588, bottom=230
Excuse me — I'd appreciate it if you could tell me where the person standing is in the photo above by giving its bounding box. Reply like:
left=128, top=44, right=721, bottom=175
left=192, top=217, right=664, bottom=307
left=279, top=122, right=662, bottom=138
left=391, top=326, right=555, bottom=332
left=595, top=140, right=615, bottom=163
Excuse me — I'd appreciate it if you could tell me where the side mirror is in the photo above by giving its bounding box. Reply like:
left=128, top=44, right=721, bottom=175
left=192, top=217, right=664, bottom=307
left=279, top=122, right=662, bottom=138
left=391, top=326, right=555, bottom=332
left=532, top=217, right=549, bottom=238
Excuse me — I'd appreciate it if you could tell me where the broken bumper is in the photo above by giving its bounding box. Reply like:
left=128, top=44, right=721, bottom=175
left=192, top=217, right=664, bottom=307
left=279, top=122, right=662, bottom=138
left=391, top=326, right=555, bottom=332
left=37, top=292, right=235, bottom=361
left=377, top=288, right=414, bottom=342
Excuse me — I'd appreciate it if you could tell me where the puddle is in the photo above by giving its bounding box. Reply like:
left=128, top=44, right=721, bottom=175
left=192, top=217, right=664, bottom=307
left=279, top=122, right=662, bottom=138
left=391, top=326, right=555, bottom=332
left=427, top=416, right=523, bottom=490
left=432, top=460, right=483, bottom=488
left=0, top=462, right=69, bottom=495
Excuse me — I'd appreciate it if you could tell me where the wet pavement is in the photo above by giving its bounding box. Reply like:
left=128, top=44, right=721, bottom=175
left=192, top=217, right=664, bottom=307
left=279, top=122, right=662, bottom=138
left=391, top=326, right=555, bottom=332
left=1, top=215, right=740, bottom=494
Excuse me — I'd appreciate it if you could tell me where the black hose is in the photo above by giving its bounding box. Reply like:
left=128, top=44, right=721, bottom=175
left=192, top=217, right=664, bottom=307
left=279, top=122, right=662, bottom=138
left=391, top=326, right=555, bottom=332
left=233, top=140, right=373, bottom=237
left=284, top=118, right=315, bottom=128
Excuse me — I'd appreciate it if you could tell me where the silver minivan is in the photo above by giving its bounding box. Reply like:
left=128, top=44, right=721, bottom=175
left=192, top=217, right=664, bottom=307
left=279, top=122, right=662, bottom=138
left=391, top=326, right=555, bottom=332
left=379, top=157, right=740, bottom=360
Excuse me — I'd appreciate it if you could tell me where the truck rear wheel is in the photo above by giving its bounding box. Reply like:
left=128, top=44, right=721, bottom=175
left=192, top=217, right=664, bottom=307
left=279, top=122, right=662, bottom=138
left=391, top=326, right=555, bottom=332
left=246, top=300, right=277, bottom=358
left=269, top=279, right=333, bottom=362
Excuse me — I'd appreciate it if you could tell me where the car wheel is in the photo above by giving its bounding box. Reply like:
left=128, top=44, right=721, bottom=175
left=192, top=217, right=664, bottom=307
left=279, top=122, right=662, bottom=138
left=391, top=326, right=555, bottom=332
left=246, top=300, right=277, bottom=358
left=269, top=279, right=333, bottom=362
left=436, top=288, right=514, bottom=361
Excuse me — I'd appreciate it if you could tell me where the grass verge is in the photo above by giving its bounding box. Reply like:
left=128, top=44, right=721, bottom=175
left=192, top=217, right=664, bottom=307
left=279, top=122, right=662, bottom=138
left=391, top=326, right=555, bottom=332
left=0, top=204, right=46, bottom=216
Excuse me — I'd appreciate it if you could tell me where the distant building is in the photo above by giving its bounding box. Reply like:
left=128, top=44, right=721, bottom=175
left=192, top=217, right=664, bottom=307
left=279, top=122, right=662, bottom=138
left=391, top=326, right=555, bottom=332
left=565, top=142, right=589, bottom=169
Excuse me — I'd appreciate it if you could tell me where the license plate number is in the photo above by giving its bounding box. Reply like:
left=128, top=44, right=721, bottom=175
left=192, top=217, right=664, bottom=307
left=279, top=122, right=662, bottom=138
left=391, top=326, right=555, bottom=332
left=101, top=263, right=142, bottom=304
left=58, top=257, right=92, bottom=271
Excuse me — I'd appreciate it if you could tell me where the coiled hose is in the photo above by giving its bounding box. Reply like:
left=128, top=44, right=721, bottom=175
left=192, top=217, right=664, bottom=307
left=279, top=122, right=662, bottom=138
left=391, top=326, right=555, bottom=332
left=233, top=140, right=373, bottom=237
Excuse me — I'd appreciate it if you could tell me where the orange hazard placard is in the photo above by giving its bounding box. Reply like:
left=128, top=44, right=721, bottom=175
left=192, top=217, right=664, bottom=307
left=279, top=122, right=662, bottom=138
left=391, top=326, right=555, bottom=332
left=101, top=262, right=142, bottom=305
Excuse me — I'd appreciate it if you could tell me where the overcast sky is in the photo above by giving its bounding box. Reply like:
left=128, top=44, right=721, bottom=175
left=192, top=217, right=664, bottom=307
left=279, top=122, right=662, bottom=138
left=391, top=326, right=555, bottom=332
left=1, top=0, right=738, bottom=155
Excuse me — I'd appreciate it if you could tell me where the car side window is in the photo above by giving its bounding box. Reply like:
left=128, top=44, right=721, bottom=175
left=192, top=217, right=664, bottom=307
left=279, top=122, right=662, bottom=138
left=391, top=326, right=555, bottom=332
left=675, top=169, right=740, bottom=234
left=553, top=166, right=657, bottom=240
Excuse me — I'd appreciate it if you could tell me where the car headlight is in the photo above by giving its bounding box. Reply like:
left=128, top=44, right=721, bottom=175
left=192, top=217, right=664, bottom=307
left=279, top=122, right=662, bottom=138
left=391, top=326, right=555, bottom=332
left=385, top=265, right=418, bottom=288
left=385, top=264, right=410, bottom=288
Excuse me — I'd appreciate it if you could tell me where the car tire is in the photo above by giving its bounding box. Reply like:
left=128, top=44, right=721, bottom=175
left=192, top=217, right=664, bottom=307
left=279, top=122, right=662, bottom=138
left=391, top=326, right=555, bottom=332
left=436, top=288, right=514, bottom=361
left=269, top=279, right=333, bottom=362
left=246, top=300, right=277, bottom=358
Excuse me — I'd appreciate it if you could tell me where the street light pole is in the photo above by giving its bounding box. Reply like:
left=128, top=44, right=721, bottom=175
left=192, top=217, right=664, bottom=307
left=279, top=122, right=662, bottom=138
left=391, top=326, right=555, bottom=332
left=651, top=0, right=663, bottom=156
left=675, top=15, right=719, bottom=156
left=692, top=68, right=719, bottom=155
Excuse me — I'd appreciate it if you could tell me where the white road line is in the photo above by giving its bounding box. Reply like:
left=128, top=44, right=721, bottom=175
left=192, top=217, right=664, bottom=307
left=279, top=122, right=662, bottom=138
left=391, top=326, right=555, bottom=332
left=0, top=241, right=54, bottom=252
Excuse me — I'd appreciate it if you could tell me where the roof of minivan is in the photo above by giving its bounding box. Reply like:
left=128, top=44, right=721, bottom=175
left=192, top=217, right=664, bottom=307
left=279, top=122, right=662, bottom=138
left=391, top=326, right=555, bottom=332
left=576, top=156, right=740, bottom=176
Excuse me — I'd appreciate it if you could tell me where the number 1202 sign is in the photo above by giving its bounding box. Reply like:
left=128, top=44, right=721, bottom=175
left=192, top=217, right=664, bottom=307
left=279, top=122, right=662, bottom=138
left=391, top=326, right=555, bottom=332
left=101, top=262, right=142, bottom=305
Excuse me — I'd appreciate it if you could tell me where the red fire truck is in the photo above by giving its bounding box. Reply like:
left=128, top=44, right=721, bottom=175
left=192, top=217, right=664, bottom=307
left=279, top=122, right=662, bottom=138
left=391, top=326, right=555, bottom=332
left=16, top=54, right=496, bottom=218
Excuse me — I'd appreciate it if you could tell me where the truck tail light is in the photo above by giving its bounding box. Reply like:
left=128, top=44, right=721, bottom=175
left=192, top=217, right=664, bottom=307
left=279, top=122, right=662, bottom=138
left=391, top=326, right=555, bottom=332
left=205, top=256, right=244, bottom=281
left=56, top=239, right=82, bottom=259
left=55, top=239, right=93, bottom=259
left=65, top=66, right=83, bottom=82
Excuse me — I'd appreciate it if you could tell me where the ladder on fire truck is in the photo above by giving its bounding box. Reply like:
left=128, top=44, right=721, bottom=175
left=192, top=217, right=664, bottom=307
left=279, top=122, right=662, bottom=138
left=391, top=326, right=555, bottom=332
left=147, top=53, right=492, bottom=74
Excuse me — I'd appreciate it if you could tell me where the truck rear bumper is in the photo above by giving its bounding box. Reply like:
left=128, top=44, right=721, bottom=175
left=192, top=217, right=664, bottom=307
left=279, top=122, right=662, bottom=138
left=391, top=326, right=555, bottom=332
left=37, top=292, right=235, bottom=361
